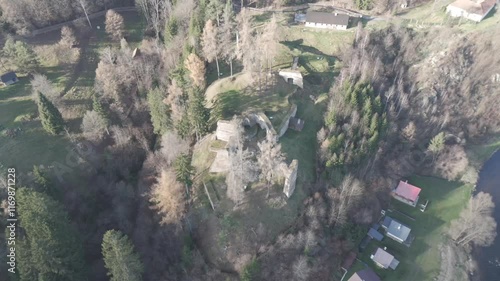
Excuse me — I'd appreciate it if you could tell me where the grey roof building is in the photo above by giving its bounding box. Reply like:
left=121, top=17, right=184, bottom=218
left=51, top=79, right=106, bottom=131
left=0, top=71, right=18, bottom=86
left=305, top=12, right=349, bottom=30
left=371, top=248, right=400, bottom=270
left=368, top=228, right=384, bottom=241
left=382, top=216, right=412, bottom=244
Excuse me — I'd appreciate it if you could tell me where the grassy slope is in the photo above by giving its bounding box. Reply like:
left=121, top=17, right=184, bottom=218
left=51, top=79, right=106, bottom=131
left=280, top=94, right=327, bottom=184
left=467, top=134, right=500, bottom=166
left=347, top=176, right=473, bottom=281
left=0, top=68, right=72, bottom=172
left=369, top=0, right=500, bottom=32
left=0, top=11, right=144, bottom=173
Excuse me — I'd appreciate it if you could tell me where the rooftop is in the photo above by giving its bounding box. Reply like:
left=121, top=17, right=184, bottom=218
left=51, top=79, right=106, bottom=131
left=289, top=117, right=304, bottom=131
left=371, top=248, right=399, bottom=269
left=448, top=0, right=496, bottom=15
left=348, top=268, right=381, bottom=281
left=394, top=180, right=421, bottom=202
left=305, top=11, right=350, bottom=26
left=368, top=228, right=384, bottom=241
left=0, top=71, right=17, bottom=83
left=382, top=216, right=412, bottom=242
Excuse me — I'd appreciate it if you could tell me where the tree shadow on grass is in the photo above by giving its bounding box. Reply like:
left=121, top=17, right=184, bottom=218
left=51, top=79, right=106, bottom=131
left=281, top=39, right=338, bottom=59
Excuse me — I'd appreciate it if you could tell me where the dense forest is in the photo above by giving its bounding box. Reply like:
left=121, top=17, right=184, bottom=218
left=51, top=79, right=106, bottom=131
left=0, top=0, right=499, bottom=280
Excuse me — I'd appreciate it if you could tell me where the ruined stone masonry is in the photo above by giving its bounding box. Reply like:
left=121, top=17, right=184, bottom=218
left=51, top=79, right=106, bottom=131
left=281, top=159, right=299, bottom=198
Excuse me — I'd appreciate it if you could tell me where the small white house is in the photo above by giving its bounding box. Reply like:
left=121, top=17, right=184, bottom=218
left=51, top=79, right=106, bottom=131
left=305, top=12, right=349, bottom=30
left=446, top=0, right=496, bottom=22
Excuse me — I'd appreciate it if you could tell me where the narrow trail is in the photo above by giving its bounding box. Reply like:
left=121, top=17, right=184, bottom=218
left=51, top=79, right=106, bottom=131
left=61, top=32, right=92, bottom=96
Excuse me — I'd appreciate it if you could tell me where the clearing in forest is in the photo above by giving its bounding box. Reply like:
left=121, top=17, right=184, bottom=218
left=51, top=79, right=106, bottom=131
left=0, top=11, right=144, bottom=173
left=346, top=176, right=473, bottom=281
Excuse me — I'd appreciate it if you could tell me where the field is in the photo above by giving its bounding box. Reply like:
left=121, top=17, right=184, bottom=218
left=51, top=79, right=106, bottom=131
left=206, top=72, right=295, bottom=128
left=467, top=134, right=500, bottom=166
left=0, top=11, right=144, bottom=173
left=346, top=176, right=473, bottom=281
left=378, top=0, right=500, bottom=32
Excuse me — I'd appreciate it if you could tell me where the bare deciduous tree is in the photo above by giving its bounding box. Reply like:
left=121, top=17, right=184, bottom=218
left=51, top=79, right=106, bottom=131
left=449, top=192, right=497, bottom=247
left=327, top=175, right=364, bottom=226
left=60, top=26, right=77, bottom=48
left=110, top=125, right=132, bottom=147
left=402, top=121, right=416, bottom=142
left=78, top=0, right=92, bottom=28
left=226, top=117, right=258, bottom=203
left=219, top=0, right=236, bottom=76
left=201, top=19, right=220, bottom=79
left=81, top=110, right=108, bottom=141
left=236, top=8, right=257, bottom=73
left=149, top=168, right=185, bottom=224
left=257, top=135, right=285, bottom=198
left=159, top=131, right=189, bottom=166
left=31, top=74, right=59, bottom=104
left=136, top=0, right=170, bottom=40
left=434, top=145, right=469, bottom=181
left=105, top=9, right=125, bottom=41
left=184, top=53, right=206, bottom=89
left=259, top=14, right=280, bottom=72
left=165, top=80, right=185, bottom=124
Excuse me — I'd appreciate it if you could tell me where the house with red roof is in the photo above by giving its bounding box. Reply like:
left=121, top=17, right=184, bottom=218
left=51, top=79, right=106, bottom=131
left=392, top=180, right=421, bottom=207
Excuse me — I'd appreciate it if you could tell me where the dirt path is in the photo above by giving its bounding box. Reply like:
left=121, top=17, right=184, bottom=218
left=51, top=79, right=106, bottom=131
left=438, top=242, right=470, bottom=281
left=61, top=31, right=92, bottom=95
left=438, top=243, right=455, bottom=281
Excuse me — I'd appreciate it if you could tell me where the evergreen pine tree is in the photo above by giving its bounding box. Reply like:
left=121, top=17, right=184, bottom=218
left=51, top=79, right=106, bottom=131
left=369, top=113, right=379, bottom=135
left=176, top=111, right=192, bottom=139
left=188, top=9, right=203, bottom=48
left=188, top=89, right=210, bottom=140
left=37, top=92, right=64, bottom=135
left=32, top=165, right=59, bottom=198
left=92, top=95, right=110, bottom=132
left=368, top=131, right=379, bottom=150
left=92, top=96, right=107, bottom=119
left=2, top=38, right=17, bottom=57
left=17, top=188, right=86, bottom=281
left=15, top=41, right=39, bottom=72
left=174, top=153, right=194, bottom=186
left=428, top=132, right=446, bottom=154
left=164, top=17, right=178, bottom=44
left=147, top=88, right=171, bottom=135
left=362, top=98, right=373, bottom=118
left=205, top=0, right=224, bottom=26
left=102, top=230, right=144, bottom=281
left=373, top=95, right=382, bottom=114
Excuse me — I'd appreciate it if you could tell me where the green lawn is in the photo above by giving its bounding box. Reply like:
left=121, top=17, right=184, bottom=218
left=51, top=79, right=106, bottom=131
left=0, top=69, right=72, bottom=172
left=350, top=176, right=473, bottom=281
left=280, top=94, right=327, bottom=183
left=467, top=134, right=500, bottom=165
left=383, top=0, right=500, bottom=33
left=211, top=73, right=295, bottom=128
left=0, top=11, right=145, bottom=174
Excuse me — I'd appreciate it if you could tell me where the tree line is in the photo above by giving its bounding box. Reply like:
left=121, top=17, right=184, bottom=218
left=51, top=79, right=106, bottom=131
left=0, top=0, right=134, bottom=34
